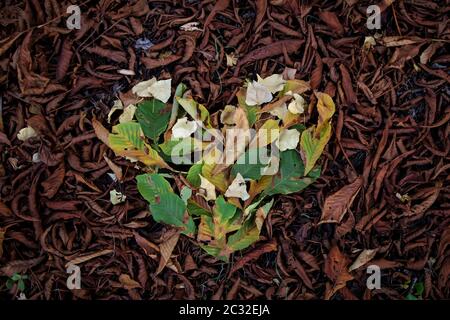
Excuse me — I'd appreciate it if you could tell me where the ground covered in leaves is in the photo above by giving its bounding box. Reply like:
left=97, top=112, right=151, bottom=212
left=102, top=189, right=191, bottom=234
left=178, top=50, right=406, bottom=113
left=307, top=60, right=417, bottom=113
left=0, top=0, right=449, bottom=300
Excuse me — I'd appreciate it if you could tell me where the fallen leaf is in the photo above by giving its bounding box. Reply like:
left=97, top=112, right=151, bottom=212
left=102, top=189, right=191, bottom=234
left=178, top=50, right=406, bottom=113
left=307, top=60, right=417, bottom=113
left=172, top=117, right=198, bottom=138
left=276, top=128, right=300, bottom=152
left=180, top=22, right=203, bottom=32
left=65, top=250, right=113, bottom=268
left=225, top=173, right=250, bottom=201
left=245, top=81, right=272, bottom=106
left=156, top=231, right=180, bottom=275
left=324, top=245, right=353, bottom=299
left=287, top=93, right=306, bottom=114
left=349, top=249, right=378, bottom=271
left=132, top=78, right=172, bottom=103
left=226, top=53, right=237, bottom=66
left=319, top=177, right=363, bottom=224
left=199, top=175, right=217, bottom=201
left=257, top=74, right=286, bottom=94
left=119, top=274, right=141, bottom=289
left=17, top=126, right=37, bottom=141
left=110, top=190, right=126, bottom=205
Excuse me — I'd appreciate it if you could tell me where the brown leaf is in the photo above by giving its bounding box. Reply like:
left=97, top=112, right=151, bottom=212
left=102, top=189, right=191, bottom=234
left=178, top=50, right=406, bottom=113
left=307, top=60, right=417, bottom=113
left=319, top=177, right=363, bottom=224
left=103, top=154, right=123, bottom=181
left=65, top=249, right=113, bottom=267
left=348, top=249, right=378, bottom=271
left=41, top=163, right=65, bottom=198
left=254, top=0, right=267, bottom=30
left=229, top=240, right=277, bottom=276
left=56, top=39, right=73, bottom=80
left=318, top=11, right=344, bottom=35
left=236, top=40, right=304, bottom=73
left=324, top=245, right=353, bottom=299
left=156, top=230, right=180, bottom=275
left=204, top=0, right=231, bottom=29
left=92, top=118, right=110, bottom=148
left=0, top=227, right=5, bottom=258
left=339, top=64, right=358, bottom=105
left=0, top=256, right=45, bottom=277
left=86, top=46, right=127, bottom=63
left=119, top=274, right=141, bottom=289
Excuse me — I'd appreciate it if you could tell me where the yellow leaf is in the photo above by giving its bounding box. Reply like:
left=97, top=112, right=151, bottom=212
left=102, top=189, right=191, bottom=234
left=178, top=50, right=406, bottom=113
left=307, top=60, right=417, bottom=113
left=109, top=122, right=170, bottom=169
left=202, top=162, right=228, bottom=193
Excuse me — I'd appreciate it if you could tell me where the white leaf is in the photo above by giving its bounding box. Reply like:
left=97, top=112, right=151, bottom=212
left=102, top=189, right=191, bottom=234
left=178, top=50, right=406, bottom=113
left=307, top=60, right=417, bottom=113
left=220, top=105, right=237, bottom=126
left=32, top=153, right=41, bottom=163
left=107, top=99, right=124, bottom=123
left=225, top=173, right=250, bottom=201
left=287, top=93, right=306, bottom=114
left=245, top=81, right=273, bottom=106
left=199, top=175, right=216, bottom=201
left=180, top=22, right=202, bottom=32
left=117, top=69, right=135, bottom=76
left=119, top=104, right=137, bottom=123
left=132, top=78, right=172, bottom=103
left=172, top=117, right=198, bottom=138
left=226, top=53, right=237, bottom=67
left=276, top=128, right=300, bottom=152
left=148, top=78, right=172, bottom=103
left=257, top=74, right=286, bottom=93
left=110, top=190, right=126, bottom=205
left=132, top=78, right=157, bottom=97
left=363, top=36, right=376, bottom=50
left=17, top=126, right=37, bottom=141
left=269, top=102, right=288, bottom=119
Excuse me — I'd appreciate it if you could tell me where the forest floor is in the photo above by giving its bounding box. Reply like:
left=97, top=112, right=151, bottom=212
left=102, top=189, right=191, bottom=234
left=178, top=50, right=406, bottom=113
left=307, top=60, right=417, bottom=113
left=0, top=0, right=449, bottom=300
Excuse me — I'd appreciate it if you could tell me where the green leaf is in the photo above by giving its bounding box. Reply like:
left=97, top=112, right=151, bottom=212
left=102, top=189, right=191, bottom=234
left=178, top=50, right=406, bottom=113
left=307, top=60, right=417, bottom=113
left=149, top=192, right=196, bottom=236
left=213, top=196, right=238, bottom=228
left=186, top=162, right=203, bottom=187
left=187, top=200, right=210, bottom=216
left=6, top=279, right=14, bottom=289
left=406, top=293, right=418, bottom=300
left=169, top=82, right=187, bottom=126
left=136, top=173, right=172, bottom=204
left=135, top=98, right=171, bottom=141
left=226, top=220, right=260, bottom=252
left=17, top=279, right=25, bottom=292
left=109, top=122, right=169, bottom=168
left=237, top=87, right=258, bottom=126
left=176, top=97, right=211, bottom=127
left=262, top=150, right=321, bottom=196
left=159, top=137, right=204, bottom=157
left=11, top=273, right=21, bottom=281
left=300, top=122, right=332, bottom=176
left=180, top=186, right=192, bottom=204
left=231, top=148, right=270, bottom=180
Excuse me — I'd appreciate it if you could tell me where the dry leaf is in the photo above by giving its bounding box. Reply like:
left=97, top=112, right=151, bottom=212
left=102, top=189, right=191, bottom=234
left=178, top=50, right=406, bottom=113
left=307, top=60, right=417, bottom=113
left=319, top=177, right=363, bottom=224
left=65, top=250, right=113, bottom=267
left=156, top=231, right=180, bottom=275
left=257, top=74, right=286, bottom=93
left=172, top=117, right=198, bottom=138
left=119, top=274, right=141, bottom=289
left=276, top=128, right=300, bottom=152
left=349, top=249, right=378, bottom=271
left=17, top=126, right=37, bottom=141
left=225, top=173, right=250, bottom=201
left=199, top=175, right=217, bottom=201
left=110, top=190, right=126, bottom=205
left=287, top=93, right=306, bottom=114
left=245, top=81, right=272, bottom=106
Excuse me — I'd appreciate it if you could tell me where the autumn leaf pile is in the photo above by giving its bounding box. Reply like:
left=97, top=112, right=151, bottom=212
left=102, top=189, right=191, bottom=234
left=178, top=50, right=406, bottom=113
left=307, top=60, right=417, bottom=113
left=96, top=74, right=335, bottom=261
